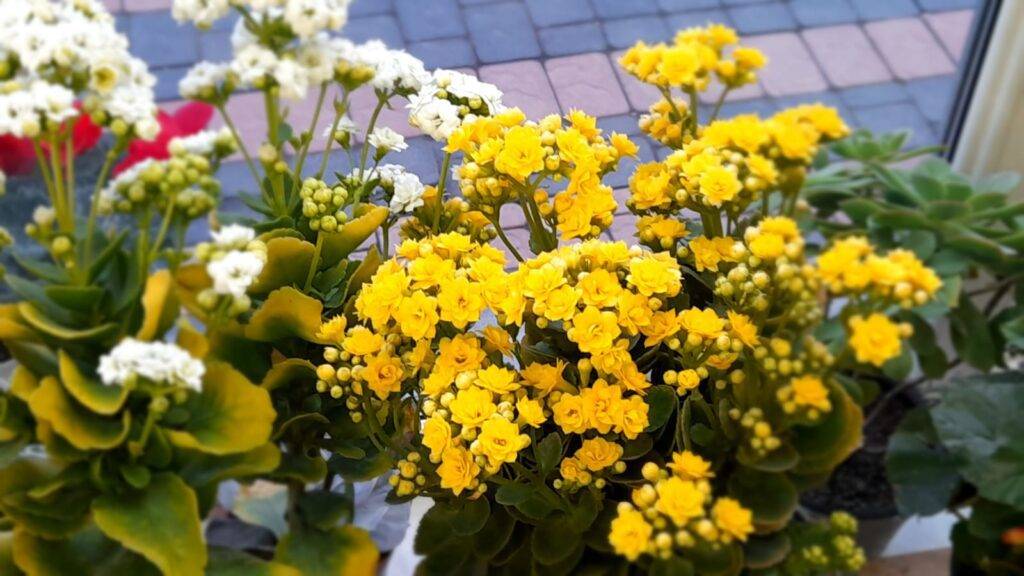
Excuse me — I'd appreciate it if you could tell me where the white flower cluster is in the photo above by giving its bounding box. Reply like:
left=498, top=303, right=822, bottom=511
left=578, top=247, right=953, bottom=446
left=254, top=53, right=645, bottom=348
left=202, top=225, right=267, bottom=298
left=368, top=127, right=407, bottom=153
left=99, top=338, right=206, bottom=391
left=0, top=0, right=158, bottom=139
left=179, top=62, right=231, bottom=100
left=336, top=39, right=428, bottom=94
left=169, top=127, right=236, bottom=157
left=173, top=0, right=351, bottom=39
left=407, top=69, right=505, bottom=141
left=354, top=164, right=426, bottom=214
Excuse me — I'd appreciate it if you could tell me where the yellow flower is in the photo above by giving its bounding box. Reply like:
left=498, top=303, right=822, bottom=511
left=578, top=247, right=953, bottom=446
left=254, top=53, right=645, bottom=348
left=627, top=254, right=682, bottom=297
left=848, top=313, right=902, bottom=367
left=436, top=334, right=486, bottom=375
left=516, top=397, right=547, bottom=428
left=567, top=306, right=621, bottom=353
left=316, top=315, right=347, bottom=344
left=818, top=236, right=874, bottom=292
left=438, top=446, right=480, bottom=496
left=609, top=508, right=653, bottom=561
left=698, top=165, right=742, bottom=206
left=611, top=132, right=639, bottom=158
left=422, top=414, right=452, bottom=462
left=727, top=310, right=759, bottom=348
left=363, top=354, right=405, bottom=399
left=578, top=269, right=622, bottom=308
left=475, top=365, right=520, bottom=395
left=675, top=369, right=701, bottom=394
left=422, top=368, right=454, bottom=397
left=449, top=386, right=497, bottom=429
left=560, top=456, right=585, bottom=483
left=591, top=342, right=632, bottom=375
left=540, top=284, right=580, bottom=322
left=552, top=393, right=588, bottom=434
left=495, top=125, right=545, bottom=183
left=481, top=325, right=515, bottom=357
left=690, top=235, right=733, bottom=272
left=746, top=153, right=778, bottom=184
left=438, top=276, right=485, bottom=329
left=712, top=498, right=754, bottom=542
left=749, top=232, right=785, bottom=259
left=474, top=417, right=528, bottom=470
left=408, top=253, right=456, bottom=290
left=790, top=375, right=832, bottom=412
left=615, top=361, right=652, bottom=394
left=575, top=437, right=623, bottom=472
left=614, top=395, right=649, bottom=439
left=640, top=309, right=679, bottom=347
left=629, top=163, right=673, bottom=211
left=617, top=292, right=654, bottom=336
left=394, top=290, right=439, bottom=340
left=659, top=43, right=701, bottom=86
left=655, top=477, right=706, bottom=526
left=733, top=47, right=767, bottom=70
left=343, top=326, right=384, bottom=357
left=521, top=361, right=568, bottom=396
left=523, top=264, right=566, bottom=300
left=581, top=378, right=624, bottom=434
left=679, top=307, right=725, bottom=339
left=668, top=451, right=714, bottom=480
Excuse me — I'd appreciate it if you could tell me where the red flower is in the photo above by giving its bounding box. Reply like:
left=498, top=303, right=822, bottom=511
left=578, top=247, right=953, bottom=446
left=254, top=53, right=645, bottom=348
left=113, top=102, right=214, bottom=175
left=0, top=103, right=101, bottom=175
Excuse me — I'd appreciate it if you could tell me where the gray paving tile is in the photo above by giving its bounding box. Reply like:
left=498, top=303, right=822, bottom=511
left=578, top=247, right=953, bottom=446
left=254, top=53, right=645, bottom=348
left=853, top=101, right=937, bottom=147
left=346, top=15, right=406, bottom=47
left=351, top=0, right=393, bottom=16
left=199, top=30, right=233, bottom=62
left=128, top=11, right=198, bottom=67
left=590, top=0, right=659, bottom=18
left=849, top=0, right=921, bottom=20
left=916, top=0, right=978, bottom=11
left=789, top=0, right=859, bottom=26
left=728, top=3, right=796, bottom=34
left=905, top=75, right=956, bottom=123
left=395, top=0, right=465, bottom=41
left=839, top=82, right=912, bottom=108
left=538, top=22, right=608, bottom=57
left=658, top=0, right=721, bottom=10
left=466, top=2, right=542, bottom=63
left=524, top=0, right=595, bottom=27
left=603, top=16, right=672, bottom=49
left=408, top=38, right=478, bottom=69
left=153, top=65, right=190, bottom=101
left=666, top=9, right=732, bottom=31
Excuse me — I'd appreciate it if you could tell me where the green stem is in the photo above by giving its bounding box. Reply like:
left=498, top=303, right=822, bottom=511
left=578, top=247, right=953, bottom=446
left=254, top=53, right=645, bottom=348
left=148, top=200, right=176, bottom=266
left=710, top=88, right=730, bottom=122
left=491, top=218, right=525, bottom=262
left=216, top=103, right=262, bottom=187
left=687, top=88, right=699, bottom=135
left=293, top=83, right=328, bottom=184
left=432, top=152, right=452, bottom=233
left=83, top=143, right=122, bottom=274
left=358, top=94, right=388, bottom=178
left=381, top=217, right=392, bottom=259
left=265, top=90, right=287, bottom=214
left=304, top=231, right=324, bottom=291
left=48, top=134, right=73, bottom=233
left=316, top=91, right=350, bottom=179
left=64, top=132, right=75, bottom=219
left=30, top=140, right=57, bottom=210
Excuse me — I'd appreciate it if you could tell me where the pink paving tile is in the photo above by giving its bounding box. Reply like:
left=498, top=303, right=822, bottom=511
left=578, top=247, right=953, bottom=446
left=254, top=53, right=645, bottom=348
left=122, top=0, right=172, bottom=12
left=609, top=212, right=638, bottom=242
left=611, top=51, right=662, bottom=112
left=211, top=91, right=267, bottom=161
left=699, top=79, right=765, bottom=105
left=285, top=85, right=345, bottom=153
left=743, top=33, right=828, bottom=97
left=478, top=60, right=560, bottom=120
left=349, top=87, right=421, bottom=140
left=546, top=53, right=631, bottom=117
left=499, top=202, right=529, bottom=230
left=865, top=18, right=955, bottom=80
left=802, top=25, right=892, bottom=88
left=924, top=10, right=975, bottom=62
left=101, top=0, right=122, bottom=12
left=613, top=188, right=631, bottom=215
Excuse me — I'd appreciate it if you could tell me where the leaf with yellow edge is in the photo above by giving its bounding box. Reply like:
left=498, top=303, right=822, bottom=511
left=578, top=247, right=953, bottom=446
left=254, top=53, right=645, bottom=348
left=92, top=473, right=206, bottom=576
left=276, top=524, right=379, bottom=576
left=10, top=365, right=39, bottom=403
left=0, top=317, right=39, bottom=343
left=321, top=205, right=389, bottom=268
left=792, top=385, right=863, bottom=475
left=261, top=358, right=317, bottom=392
left=136, top=270, right=179, bottom=341
left=179, top=442, right=281, bottom=488
left=344, top=245, right=382, bottom=299
left=17, top=303, right=118, bottom=342
left=249, top=237, right=315, bottom=295
left=176, top=319, right=210, bottom=358
left=174, top=263, right=213, bottom=319
left=0, top=458, right=91, bottom=538
left=28, top=377, right=131, bottom=451
left=245, top=287, right=323, bottom=343
left=58, top=350, right=129, bottom=416
left=208, top=548, right=301, bottom=576
left=5, top=341, right=58, bottom=378
left=165, top=361, right=275, bottom=455
left=11, top=527, right=118, bottom=576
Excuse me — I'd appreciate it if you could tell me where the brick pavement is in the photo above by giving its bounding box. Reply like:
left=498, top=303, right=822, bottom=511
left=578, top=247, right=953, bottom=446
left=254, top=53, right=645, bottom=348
left=111, top=0, right=979, bottom=241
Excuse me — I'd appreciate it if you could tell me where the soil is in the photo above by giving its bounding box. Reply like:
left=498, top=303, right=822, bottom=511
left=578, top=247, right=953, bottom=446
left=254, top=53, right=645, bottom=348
left=800, top=386, right=917, bottom=519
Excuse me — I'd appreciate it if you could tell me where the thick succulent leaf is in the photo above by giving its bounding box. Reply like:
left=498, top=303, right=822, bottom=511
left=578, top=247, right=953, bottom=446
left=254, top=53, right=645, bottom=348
left=58, top=350, right=128, bottom=416
left=249, top=237, right=316, bottom=295
left=176, top=320, right=210, bottom=358
left=11, top=527, right=118, bottom=576
left=276, top=525, right=379, bottom=576
left=0, top=459, right=91, bottom=539
left=9, top=365, right=40, bottom=403
left=165, top=361, right=275, bottom=455
left=727, top=469, right=797, bottom=533
left=136, top=270, right=180, bottom=341
left=27, top=377, right=131, bottom=450
left=207, top=548, right=301, bottom=576
left=245, top=287, right=323, bottom=343
left=321, top=206, right=389, bottom=268
left=92, top=474, right=206, bottom=576
left=43, top=286, right=104, bottom=314
left=5, top=341, right=58, bottom=378
left=174, top=263, right=213, bottom=319
left=885, top=407, right=962, bottom=516
left=17, top=303, right=117, bottom=342
left=791, top=385, right=863, bottom=475
left=178, top=442, right=281, bottom=488
left=260, top=358, right=316, bottom=392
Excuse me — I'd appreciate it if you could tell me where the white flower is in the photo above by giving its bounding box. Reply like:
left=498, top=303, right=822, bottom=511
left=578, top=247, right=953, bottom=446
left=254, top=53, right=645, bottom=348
left=283, top=0, right=350, bottom=39
left=169, top=127, right=233, bottom=156
left=179, top=61, right=230, bottom=99
left=347, top=40, right=428, bottom=93
left=211, top=223, right=256, bottom=246
left=272, top=58, right=310, bottom=100
left=368, top=127, right=407, bottom=153
left=407, top=94, right=461, bottom=141
left=32, top=205, right=55, bottom=227
left=435, top=69, right=504, bottom=114
left=171, top=0, right=230, bottom=28
left=231, top=44, right=278, bottom=86
left=322, top=114, right=357, bottom=141
left=389, top=172, right=425, bottom=213
left=98, top=338, right=206, bottom=391
left=207, top=249, right=265, bottom=298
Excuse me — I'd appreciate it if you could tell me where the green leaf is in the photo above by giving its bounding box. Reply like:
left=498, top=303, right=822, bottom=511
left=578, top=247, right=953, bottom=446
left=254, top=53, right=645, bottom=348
left=535, top=433, right=562, bottom=478
left=999, top=308, right=1024, bottom=348
left=791, top=384, right=863, bottom=476
left=743, top=533, right=791, bottom=570
left=17, top=303, right=117, bottom=343
left=881, top=343, right=914, bottom=381
left=207, top=548, right=301, bottom=576
left=233, top=482, right=288, bottom=537
left=275, top=525, right=379, bottom=576
left=249, top=237, right=316, bottom=295
left=946, top=234, right=1006, bottom=266
left=245, top=287, right=324, bottom=343
left=949, top=295, right=1000, bottom=371
left=165, top=361, right=275, bottom=455
left=320, top=206, right=390, bottom=268
left=473, top=504, right=517, bottom=560
left=327, top=444, right=391, bottom=482
left=11, top=526, right=119, bottom=576
left=649, top=557, right=695, bottom=576
left=451, top=497, right=491, bottom=536
left=259, top=358, right=316, bottom=392
left=92, top=473, right=206, bottom=576
left=727, top=469, right=797, bottom=532
left=178, top=443, right=281, bottom=487
left=495, top=481, right=535, bottom=506
left=644, top=385, right=676, bottom=432
left=906, top=314, right=950, bottom=378
left=885, top=408, right=962, bottom=516
left=28, top=376, right=131, bottom=450
left=136, top=270, right=180, bottom=341
left=44, top=286, right=104, bottom=314
left=58, top=350, right=129, bottom=416
left=531, top=513, right=581, bottom=565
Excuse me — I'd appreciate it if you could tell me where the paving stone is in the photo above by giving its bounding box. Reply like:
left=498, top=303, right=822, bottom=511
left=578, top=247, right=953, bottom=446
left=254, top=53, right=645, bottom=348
left=408, top=38, right=478, bottom=69
left=346, top=15, right=406, bottom=47
left=598, top=114, right=643, bottom=136
left=213, top=92, right=267, bottom=159
left=853, top=102, right=936, bottom=147
left=286, top=86, right=346, bottom=154
left=524, top=0, right=595, bottom=27
left=603, top=16, right=672, bottom=49
left=199, top=30, right=233, bottom=62
left=122, top=0, right=172, bottom=12
left=612, top=188, right=631, bottom=215
left=722, top=0, right=771, bottom=5
left=153, top=66, right=190, bottom=102
left=924, top=10, right=975, bottom=61
left=699, top=80, right=764, bottom=104
left=744, top=33, right=828, bottom=96
left=389, top=137, right=441, bottom=184
left=395, top=0, right=465, bottom=42
left=102, top=0, right=122, bottom=12
left=718, top=98, right=777, bottom=118
left=215, top=160, right=259, bottom=198
left=466, top=3, right=542, bottom=63
left=658, top=0, right=721, bottom=11
left=916, top=0, right=978, bottom=11
left=802, top=25, right=892, bottom=88
left=666, top=9, right=732, bottom=32
left=210, top=11, right=239, bottom=32
left=789, top=0, right=858, bottom=26
left=905, top=75, right=956, bottom=123
left=538, top=22, right=608, bottom=57
left=849, top=0, right=920, bottom=20
left=608, top=212, right=638, bottom=243
left=589, top=0, right=659, bottom=18
left=351, top=0, right=393, bottom=16
left=839, top=82, right=911, bottom=108
left=128, top=12, right=199, bottom=67
left=610, top=50, right=661, bottom=111
left=865, top=18, right=955, bottom=80
left=728, top=3, right=795, bottom=34
left=478, top=60, right=560, bottom=118
left=547, top=53, right=630, bottom=117
left=499, top=203, right=529, bottom=230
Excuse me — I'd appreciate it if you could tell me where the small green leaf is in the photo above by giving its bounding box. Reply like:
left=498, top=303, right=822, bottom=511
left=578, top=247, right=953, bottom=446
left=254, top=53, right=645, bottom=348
left=249, top=237, right=316, bottom=295
left=17, top=303, right=118, bottom=342
left=298, top=489, right=354, bottom=530
left=885, top=408, right=962, bottom=516
left=321, top=206, right=390, bottom=267
left=727, top=469, right=797, bottom=532
left=535, top=433, right=562, bottom=478
left=495, top=481, right=534, bottom=506
left=451, top=497, right=490, bottom=536
left=644, top=385, right=676, bottom=432
left=531, top=514, right=580, bottom=565
left=245, top=287, right=324, bottom=343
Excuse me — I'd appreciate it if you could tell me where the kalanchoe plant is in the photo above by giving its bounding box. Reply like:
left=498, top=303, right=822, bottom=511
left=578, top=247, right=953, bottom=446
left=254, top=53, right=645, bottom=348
left=0, top=1, right=278, bottom=574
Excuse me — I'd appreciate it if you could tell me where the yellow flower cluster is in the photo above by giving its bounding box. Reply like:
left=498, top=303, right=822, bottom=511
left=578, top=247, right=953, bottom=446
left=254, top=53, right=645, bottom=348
left=818, top=236, right=942, bottom=307
left=448, top=109, right=637, bottom=241
left=609, top=455, right=753, bottom=562
left=848, top=312, right=913, bottom=367
left=398, top=188, right=497, bottom=245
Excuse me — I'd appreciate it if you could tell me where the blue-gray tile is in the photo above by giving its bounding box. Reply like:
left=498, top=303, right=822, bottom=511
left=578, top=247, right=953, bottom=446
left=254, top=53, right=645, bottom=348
left=598, top=114, right=643, bottom=136
left=604, top=138, right=655, bottom=189
left=849, top=0, right=920, bottom=20
left=603, top=16, right=672, bottom=49
left=728, top=3, right=795, bottom=33
left=408, top=38, right=478, bottom=69
left=524, top=0, right=594, bottom=27
left=905, top=75, right=956, bottom=123
left=210, top=11, right=239, bottom=32
left=853, top=102, right=937, bottom=147
left=916, top=0, right=978, bottom=11
left=538, top=22, right=607, bottom=57
left=466, top=3, right=541, bottom=63
left=153, top=66, right=191, bottom=101
left=667, top=9, right=731, bottom=31
left=128, top=12, right=198, bottom=67
left=199, top=30, right=233, bottom=62
left=390, top=137, right=441, bottom=184
left=589, top=0, right=659, bottom=18
left=722, top=0, right=771, bottom=4
left=658, top=0, right=721, bottom=11
left=351, top=0, right=393, bottom=16
left=718, top=98, right=778, bottom=118
left=395, top=0, right=465, bottom=41
left=346, top=15, right=405, bottom=47
left=788, top=0, right=858, bottom=26
left=839, top=82, right=911, bottom=108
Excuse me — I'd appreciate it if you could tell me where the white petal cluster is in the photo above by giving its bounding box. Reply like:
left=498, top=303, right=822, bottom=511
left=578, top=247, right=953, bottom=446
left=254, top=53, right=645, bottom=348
left=407, top=69, right=505, bottom=141
left=169, top=127, right=235, bottom=157
left=368, top=127, right=407, bottom=153
left=99, top=338, right=206, bottom=391
left=356, top=164, right=425, bottom=214
left=210, top=223, right=257, bottom=248
left=340, top=39, right=428, bottom=94
left=207, top=249, right=266, bottom=297
left=0, top=0, right=157, bottom=139
left=179, top=62, right=231, bottom=100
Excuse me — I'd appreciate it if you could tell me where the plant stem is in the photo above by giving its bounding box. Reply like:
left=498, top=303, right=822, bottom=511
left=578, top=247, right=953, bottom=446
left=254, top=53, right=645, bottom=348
left=293, top=83, right=328, bottom=184
left=491, top=218, right=524, bottom=262
left=358, top=94, right=388, bottom=179
left=265, top=90, right=287, bottom=214
left=30, top=140, right=57, bottom=210
left=148, top=200, right=176, bottom=265
left=83, top=142, right=122, bottom=272
left=432, top=152, right=452, bottom=233
left=710, top=88, right=730, bottom=122
left=216, top=103, right=262, bottom=187
left=304, top=231, right=324, bottom=291
left=316, top=91, right=350, bottom=179
left=64, top=132, right=75, bottom=218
